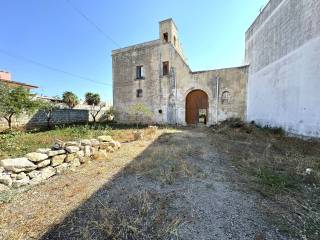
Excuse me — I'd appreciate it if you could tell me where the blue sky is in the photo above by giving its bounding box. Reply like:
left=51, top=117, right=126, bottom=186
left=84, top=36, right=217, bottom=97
left=0, top=0, right=268, bottom=102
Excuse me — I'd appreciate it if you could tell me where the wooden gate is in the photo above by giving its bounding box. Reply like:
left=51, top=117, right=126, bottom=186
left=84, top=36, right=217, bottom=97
left=185, top=90, right=208, bottom=125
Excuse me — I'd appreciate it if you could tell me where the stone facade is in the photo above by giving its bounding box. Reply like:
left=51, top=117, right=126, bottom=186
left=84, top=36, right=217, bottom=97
left=245, top=0, right=320, bottom=137
left=113, top=19, right=248, bottom=126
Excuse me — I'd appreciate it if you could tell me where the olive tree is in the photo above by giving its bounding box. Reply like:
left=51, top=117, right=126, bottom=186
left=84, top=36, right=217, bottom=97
left=0, top=84, right=39, bottom=129
left=38, top=101, right=60, bottom=129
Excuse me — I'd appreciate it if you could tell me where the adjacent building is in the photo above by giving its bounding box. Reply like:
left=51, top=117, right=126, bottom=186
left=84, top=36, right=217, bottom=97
left=245, top=0, right=320, bottom=137
left=0, top=70, right=38, bottom=90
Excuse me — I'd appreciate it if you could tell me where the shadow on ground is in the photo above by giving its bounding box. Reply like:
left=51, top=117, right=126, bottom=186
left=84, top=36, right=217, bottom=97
left=41, top=131, right=192, bottom=240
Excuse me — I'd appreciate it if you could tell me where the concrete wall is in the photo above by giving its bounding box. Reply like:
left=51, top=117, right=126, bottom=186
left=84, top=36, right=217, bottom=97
left=113, top=19, right=247, bottom=126
left=246, top=0, right=320, bottom=137
left=0, top=109, right=89, bottom=130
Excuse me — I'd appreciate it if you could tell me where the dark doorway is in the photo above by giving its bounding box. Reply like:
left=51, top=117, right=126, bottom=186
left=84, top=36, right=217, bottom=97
left=186, top=90, right=209, bottom=125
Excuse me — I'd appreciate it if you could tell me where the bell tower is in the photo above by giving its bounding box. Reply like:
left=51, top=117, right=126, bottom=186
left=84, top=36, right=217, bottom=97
left=159, top=18, right=184, bottom=57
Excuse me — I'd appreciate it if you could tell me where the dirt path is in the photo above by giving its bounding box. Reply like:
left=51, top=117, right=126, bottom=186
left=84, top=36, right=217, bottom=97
left=0, top=128, right=287, bottom=239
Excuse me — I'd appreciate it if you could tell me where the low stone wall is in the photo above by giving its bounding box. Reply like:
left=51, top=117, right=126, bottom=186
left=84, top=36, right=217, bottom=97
left=0, top=136, right=121, bottom=191
left=0, top=109, right=89, bottom=130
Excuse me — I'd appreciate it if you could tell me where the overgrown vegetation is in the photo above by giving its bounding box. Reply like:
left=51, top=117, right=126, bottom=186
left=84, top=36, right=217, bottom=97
left=128, top=103, right=153, bottom=128
left=210, top=119, right=320, bottom=239
left=0, top=123, right=136, bottom=159
left=0, top=84, right=40, bottom=129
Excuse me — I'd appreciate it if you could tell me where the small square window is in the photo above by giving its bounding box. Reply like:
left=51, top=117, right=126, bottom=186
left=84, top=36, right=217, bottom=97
left=136, top=66, right=144, bottom=79
left=163, top=32, right=168, bottom=43
left=136, top=89, right=143, bottom=98
left=162, top=61, right=169, bottom=76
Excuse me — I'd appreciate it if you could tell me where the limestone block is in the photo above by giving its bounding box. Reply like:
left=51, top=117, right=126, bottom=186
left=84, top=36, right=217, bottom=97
left=0, top=158, right=37, bottom=173
left=0, top=174, right=12, bottom=187
left=97, top=135, right=113, bottom=142
left=51, top=154, right=66, bottom=167
left=55, top=163, right=70, bottom=175
left=36, top=159, right=51, bottom=168
left=36, top=148, right=51, bottom=154
left=65, top=146, right=80, bottom=153
left=12, top=177, right=30, bottom=188
left=48, top=150, right=66, bottom=157
left=26, top=152, right=48, bottom=162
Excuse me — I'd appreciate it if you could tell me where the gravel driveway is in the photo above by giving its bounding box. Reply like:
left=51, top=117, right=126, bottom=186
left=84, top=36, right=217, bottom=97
left=0, top=128, right=288, bottom=239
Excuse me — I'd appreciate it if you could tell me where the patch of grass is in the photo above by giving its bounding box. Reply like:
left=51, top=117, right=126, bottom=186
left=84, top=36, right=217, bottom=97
left=255, top=167, right=297, bottom=195
left=126, top=133, right=202, bottom=184
left=0, top=190, right=16, bottom=204
left=83, top=191, right=182, bottom=240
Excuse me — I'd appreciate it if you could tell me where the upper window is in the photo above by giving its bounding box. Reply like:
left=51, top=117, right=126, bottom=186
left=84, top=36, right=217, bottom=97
left=163, top=32, right=169, bottom=43
left=162, top=61, right=169, bottom=76
left=173, top=36, right=177, bottom=46
left=136, top=66, right=144, bottom=79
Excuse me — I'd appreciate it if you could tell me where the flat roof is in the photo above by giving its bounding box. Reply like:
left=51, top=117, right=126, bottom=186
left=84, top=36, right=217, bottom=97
left=0, top=79, right=38, bottom=89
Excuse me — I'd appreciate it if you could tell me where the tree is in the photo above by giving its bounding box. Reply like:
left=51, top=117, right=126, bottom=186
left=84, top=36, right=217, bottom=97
left=129, top=103, right=153, bottom=128
left=39, top=101, right=60, bottom=129
left=0, top=84, right=40, bottom=129
left=85, top=92, right=100, bottom=106
left=62, top=91, right=79, bottom=109
left=85, top=92, right=103, bottom=123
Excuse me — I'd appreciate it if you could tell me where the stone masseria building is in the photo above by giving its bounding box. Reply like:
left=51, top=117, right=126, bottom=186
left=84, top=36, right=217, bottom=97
left=112, top=19, right=248, bottom=126
left=112, top=19, right=247, bottom=125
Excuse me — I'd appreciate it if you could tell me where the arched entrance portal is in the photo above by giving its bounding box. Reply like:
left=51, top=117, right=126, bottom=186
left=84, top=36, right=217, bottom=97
left=186, top=90, right=209, bottom=125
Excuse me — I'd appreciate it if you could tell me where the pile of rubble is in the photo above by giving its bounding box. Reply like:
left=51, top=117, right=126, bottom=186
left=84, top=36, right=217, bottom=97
left=0, top=136, right=121, bottom=191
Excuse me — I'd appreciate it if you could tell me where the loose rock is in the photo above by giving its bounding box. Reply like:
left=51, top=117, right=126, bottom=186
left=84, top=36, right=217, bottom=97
left=80, top=139, right=92, bottom=146
left=0, top=158, right=37, bottom=173
left=90, top=139, right=100, bottom=146
left=98, top=135, right=113, bottom=142
left=65, top=153, right=76, bottom=163
left=12, top=177, right=30, bottom=188
left=48, top=150, right=66, bottom=157
left=52, top=139, right=65, bottom=150
left=51, top=154, right=66, bottom=167
left=0, top=174, right=13, bottom=187
left=16, top=172, right=27, bottom=180
left=36, top=148, right=51, bottom=154
left=66, top=146, right=80, bottom=153
left=70, top=159, right=81, bottom=168
left=55, top=163, right=70, bottom=175
left=76, top=150, right=84, bottom=158
left=133, top=130, right=144, bottom=140
left=26, top=152, right=48, bottom=162
left=28, top=170, right=41, bottom=179
left=37, top=159, right=51, bottom=168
